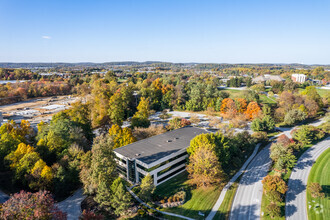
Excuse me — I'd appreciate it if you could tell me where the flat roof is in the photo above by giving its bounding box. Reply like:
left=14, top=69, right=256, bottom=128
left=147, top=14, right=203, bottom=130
left=114, top=126, right=209, bottom=165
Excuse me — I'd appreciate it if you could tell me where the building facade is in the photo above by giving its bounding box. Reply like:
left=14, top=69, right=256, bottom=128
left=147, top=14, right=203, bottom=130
left=114, top=126, right=208, bottom=186
left=291, top=74, right=306, bottom=83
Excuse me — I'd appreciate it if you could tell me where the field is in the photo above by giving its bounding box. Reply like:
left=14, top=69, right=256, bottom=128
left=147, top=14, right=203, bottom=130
left=306, top=148, right=330, bottom=220
left=154, top=172, right=224, bottom=220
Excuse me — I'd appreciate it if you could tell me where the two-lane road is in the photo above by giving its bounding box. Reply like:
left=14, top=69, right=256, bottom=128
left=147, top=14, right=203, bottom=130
left=285, top=137, right=330, bottom=220
left=229, top=142, right=272, bottom=220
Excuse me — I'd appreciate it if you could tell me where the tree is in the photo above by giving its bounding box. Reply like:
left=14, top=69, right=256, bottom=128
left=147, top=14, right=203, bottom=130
left=301, top=86, right=323, bottom=108
left=112, top=182, right=131, bottom=216
left=0, top=190, right=66, bottom=220
left=131, top=97, right=151, bottom=128
left=250, top=84, right=265, bottom=92
left=262, top=175, right=287, bottom=195
left=187, top=133, right=230, bottom=166
left=251, top=115, right=275, bottom=132
left=220, top=98, right=237, bottom=117
left=235, top=98, right=247, bottom=113
left=108, top=92, right=126, bottom=126
left=308, top=182, right=325, bottom=198
left=283, top=109, right=307, bottom=126
left=108, top=124, right=136, bottom=149
left=139, top=174, right=155, bottom=201
left=80, top=135, right=118, bottom=211
left=186, top=147, right=224, bottom=187
left=245, top=102, right=261, bottom=119
left=266, top=203, right=281, bottom=219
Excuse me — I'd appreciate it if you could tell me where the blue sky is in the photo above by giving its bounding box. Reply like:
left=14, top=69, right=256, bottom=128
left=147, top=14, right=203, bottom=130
left=1, top=0, right=330, bottom=64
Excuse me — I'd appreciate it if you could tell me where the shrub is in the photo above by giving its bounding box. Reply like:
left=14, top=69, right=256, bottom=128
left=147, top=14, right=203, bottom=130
left=252, top=131, right=268, bottom=143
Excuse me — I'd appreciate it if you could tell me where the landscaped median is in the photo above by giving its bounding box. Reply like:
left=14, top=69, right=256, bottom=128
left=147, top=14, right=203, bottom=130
left=306, top=148, right=330, bottom=220
left=260, top=121, right=329, bottom=219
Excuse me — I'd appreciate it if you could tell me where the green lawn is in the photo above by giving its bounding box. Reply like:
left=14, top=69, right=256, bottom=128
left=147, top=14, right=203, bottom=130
left=307, top=148, right=330, bottom=220
left=213, top=176, right=241, bottom=220
left=298, top=88, right=330, bottom=98
left=154, top=172, right=224, bottom=220
left=260, top=94, right=277, bottom=105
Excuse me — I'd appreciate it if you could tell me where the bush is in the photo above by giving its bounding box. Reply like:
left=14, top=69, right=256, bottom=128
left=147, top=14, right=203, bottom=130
left=252, top=131, right=268, bottom=143
left=251, top=115, right=275, bottom=132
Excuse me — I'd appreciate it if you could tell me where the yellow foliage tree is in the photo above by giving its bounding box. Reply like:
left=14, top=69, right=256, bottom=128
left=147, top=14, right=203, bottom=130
left=109, top=124, right=136, bottom=149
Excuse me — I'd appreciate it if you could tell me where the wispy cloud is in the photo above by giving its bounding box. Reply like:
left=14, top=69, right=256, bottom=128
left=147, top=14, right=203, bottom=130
left=42, top=36, right=51, bottom=39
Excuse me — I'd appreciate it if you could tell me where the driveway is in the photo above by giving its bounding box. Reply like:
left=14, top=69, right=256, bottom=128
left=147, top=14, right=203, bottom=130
left=285, top=137, right=330, bottom=220
left=57, top=189, right=86, bottom=220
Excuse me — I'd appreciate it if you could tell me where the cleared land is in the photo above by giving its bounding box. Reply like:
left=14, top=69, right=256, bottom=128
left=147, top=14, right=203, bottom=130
left=307, top=148, right=330, bottom=220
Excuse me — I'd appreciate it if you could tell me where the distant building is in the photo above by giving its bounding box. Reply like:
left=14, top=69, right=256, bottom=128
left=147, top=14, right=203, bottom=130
left=252, top=74, right=285, bottom=84
left=291, top=74, right=306, bottom=83
left=114, top=126, right=209, bottom=186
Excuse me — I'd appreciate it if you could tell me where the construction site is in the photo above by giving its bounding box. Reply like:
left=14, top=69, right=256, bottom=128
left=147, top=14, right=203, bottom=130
left=0, top=95, right=79, bottom=129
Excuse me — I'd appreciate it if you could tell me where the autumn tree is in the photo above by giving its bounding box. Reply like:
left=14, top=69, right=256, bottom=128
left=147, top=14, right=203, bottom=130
left=0, top=190, right=66, bottom=220
left=186, top=147, right=224, bottom=187
left=245, top=101, right=261, bottom=119
left=266, top=203, right=281, bottom=219
left=108, top=124, right=136, bottom=149
left=131, top=97, right=151, bottom=128
left=220, top=98, right=237, bottom=117
left=262, top=175, right=287, bottom=195
left=308, top=182, right=325, bottom=198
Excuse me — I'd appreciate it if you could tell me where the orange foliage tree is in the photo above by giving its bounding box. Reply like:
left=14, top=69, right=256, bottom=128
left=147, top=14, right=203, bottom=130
left=235, top=98, right=248, bottom=113
left=220, top=98, right=237, bottom=117
left=245, top=101, right=261, bottom=119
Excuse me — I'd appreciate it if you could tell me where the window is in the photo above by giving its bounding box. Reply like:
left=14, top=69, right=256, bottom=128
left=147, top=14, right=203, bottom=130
left=157, top=166, right=186, bottom=184
left=137, top=151, right=188, bottom=172
left=157, top=158, right=187, bottom=176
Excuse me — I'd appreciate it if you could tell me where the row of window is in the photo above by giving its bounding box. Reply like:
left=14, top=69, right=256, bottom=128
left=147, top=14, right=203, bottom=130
left=157, top=166, right=186, bottom=184
left=157, top=158, right=187, bottom=177
left=115, top=155, right=127, bottom=164
left=136, top=151, right=188, bottom=172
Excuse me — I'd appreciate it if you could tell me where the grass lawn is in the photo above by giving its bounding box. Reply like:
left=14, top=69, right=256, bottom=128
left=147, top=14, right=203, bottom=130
left=213, top=176, right=241, bottom=220
left=306, top=148, right=330, bottom=220
left=260, top=94, right=277, bottom=105
left=298, top=88, right=330, bottom=98
left=154, top=171, right=224, bottom=220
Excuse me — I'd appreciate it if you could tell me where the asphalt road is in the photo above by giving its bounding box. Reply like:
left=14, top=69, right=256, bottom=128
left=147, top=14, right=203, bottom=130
left=285, top=136, right=330, bottom=220
left=229, top=142, right=272, bottom=220
left=57, top=189, right=86, bottom=220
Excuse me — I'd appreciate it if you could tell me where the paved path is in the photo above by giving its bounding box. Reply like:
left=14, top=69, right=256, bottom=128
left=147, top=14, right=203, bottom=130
left=229, top=142, right=272, bottom=220
left=285, top=137, right=330, bottom=220
left=206, top=143, right=262, bottom=220
left=126, top=186, right=195, bottom=220
left=0, top=190, right=9, bottom=203
left=57, top=189, right=86, bottom=220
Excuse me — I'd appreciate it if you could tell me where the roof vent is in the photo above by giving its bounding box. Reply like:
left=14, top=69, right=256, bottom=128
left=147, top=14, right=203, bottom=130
left=175, top=137, right=179, bottom=140
left=135, top=153, right=140, bottom=156
left=167, top=140, right=172, bottom=142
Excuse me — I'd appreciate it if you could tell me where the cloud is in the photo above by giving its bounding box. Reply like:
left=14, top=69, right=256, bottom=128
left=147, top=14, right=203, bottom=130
left=42, top=36, right=51, bottom=39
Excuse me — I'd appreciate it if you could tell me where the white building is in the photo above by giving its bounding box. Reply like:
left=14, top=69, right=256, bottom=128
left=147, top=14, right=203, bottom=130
left=291, top=74, right=306, bottom=83
left=114, top=126, right=209, bottom=186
